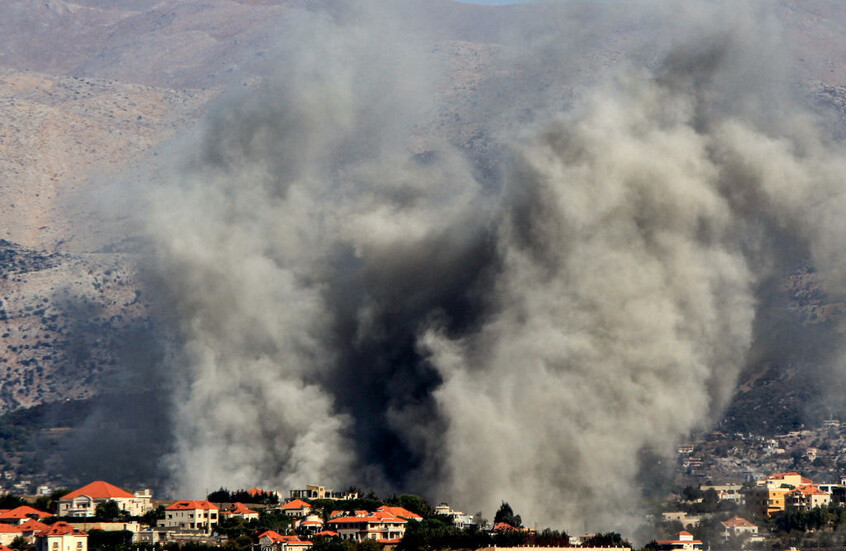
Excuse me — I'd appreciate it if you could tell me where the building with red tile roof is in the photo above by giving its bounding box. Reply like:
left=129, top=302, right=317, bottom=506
left=721, top=516, right=758, bottom=538
left=759, top=472, right=814, bottom=490
left=35, top=522, right=88, bottom=551
left=656, top=531, right=702, bottom=551
left=376, top=506, right=422, bottom=521
left=295, top=515, right=324, bottom=533
left=0, top=524, right=25, bottom=546
left=160, top=501, right=218, bottom=534
left=220, top=502, right=259, bottom=521
left=279, top=499, right=312, bottom=517
left=258, top=531, right=312, bottom=551
left=0, top=506, right=52, bottom=525
left=788, top=485, right=832, bottom=510
left=327, top=509, right=408, bottom=542
left=58, top=481, right=152, bottom=518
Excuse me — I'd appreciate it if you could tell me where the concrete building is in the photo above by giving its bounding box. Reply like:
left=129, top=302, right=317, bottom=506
left=35, top=522, right=88, bottom=551
left=58, top=481, right=152, bottom=518
left=160, top=501, right=218, bottom=534
left=257, top=531, right=312, bottom=551
left=0, top=506, right=52, bottom=525
left=655, top=531, right=703, bottom=551
left=327, top=510, right=408, bottom=543
left=289, top=485, right=358, bottom=501
left=721, top=516, right=758, bottom=538
left=279, top=500, right=311, bottom=518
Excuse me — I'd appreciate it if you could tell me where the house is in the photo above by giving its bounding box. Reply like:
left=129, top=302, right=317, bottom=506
left=721, top=516, right=758, bottom=538
left=788, top=485, right=831, bottom=510
left=375, top=506, right=422, bottom=521
left=758, top=473, right=813, bottom=490
left=159, top=501, right=218, bottom=534
left=289, top=485, right=359, bottom=501
left=0, top=524, right=24, bottom=546
left=221, top=503, right=259, bottom=521
left=258, top=531, right=312, bottom=551
left=279, top=500, right=312, bottom=518
left=18, top=520, right=51, bottom=542
left=0, top=506, right=52, bottom=525
left=35, top=522, right=88, bottom=551
left=58, top=481, right=152, bottom=518
left=655, top=531, right=703, bottom=551
left=327, top=510, right=408, bottom=542
left=661, top=512, right=701, bottom=528
left=433, top=504, right=474, bottom=528
left=294, top=515, right=324, bottom=533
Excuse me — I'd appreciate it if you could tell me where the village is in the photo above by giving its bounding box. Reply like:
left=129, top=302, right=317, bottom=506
left=0, top=461, right=845, bottom=551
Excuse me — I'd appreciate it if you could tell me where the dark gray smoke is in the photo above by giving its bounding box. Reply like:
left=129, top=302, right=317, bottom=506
left=136, top=0, right=846, bottom=531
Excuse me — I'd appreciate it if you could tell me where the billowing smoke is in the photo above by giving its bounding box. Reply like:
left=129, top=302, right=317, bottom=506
left=137, top=0, right=846, bottom=531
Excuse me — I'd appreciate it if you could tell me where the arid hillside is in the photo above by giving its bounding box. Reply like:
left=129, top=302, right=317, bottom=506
left=2, top=0, right=846, bottom=491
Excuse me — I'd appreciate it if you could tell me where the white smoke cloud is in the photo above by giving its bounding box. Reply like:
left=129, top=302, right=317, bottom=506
left=137, top=0, right=846, bottom=533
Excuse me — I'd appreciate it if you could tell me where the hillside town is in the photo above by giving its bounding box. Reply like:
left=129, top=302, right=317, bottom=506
left=3, top=455, right=846, bottom=551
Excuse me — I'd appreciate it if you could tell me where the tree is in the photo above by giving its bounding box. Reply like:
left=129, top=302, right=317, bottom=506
left=94, top=500, right=122, bottom=521
left=141, top=506, right=165, bottom=527
left=493, top=502, right=522, bottom=528
left=9, top=536, right=28, bottom=551
left=386, top=495, right=434, bottom=518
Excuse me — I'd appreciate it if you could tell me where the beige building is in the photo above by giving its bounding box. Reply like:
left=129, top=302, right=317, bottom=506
left=160, top=500, right=218, bottom=534
left=35, top=522, right=88, bottom=551
left=327, top=510, right=408, bottom=543
left=58, top=481, right=152, bottom=518
left=758, top=472, right=813, bottom=490
left=289, top=485, right=358, bottom=501
left=280, top=500, right=312, bottom=517
left=721, top=516, right=758, bottom=538
left=656, top=531, right=703, bottom=551
left=258, top=531, right=312, bottom=551
left=789, top=485, right=832, bottom=510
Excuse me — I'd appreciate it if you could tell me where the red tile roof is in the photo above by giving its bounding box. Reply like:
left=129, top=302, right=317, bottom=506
left=223, top=502, right=258, bottom=516
left=247, top=488, right=265, bottom=496
left=61, top=481, right=135, bottom=500
left=17, top=520, right=50, bottom=532
left=0, top=525, right=21, bottom=534
left=0, top=544, right=12, bottom=551
left=0, top=506, right=52, bottom=520
left=166, top=500, right=218, bottom=511
left=376, top=506, right=422, bottom=520
left=721, top=516, right=756, bottom=528
left=314, top=531, right=339, bottom=537
left=281, top=499, right=311, bottom=510
left=494, top=522, right=517, bottom=532
left=795, top=485, right=828, bottom=496
left=43, top=522, right=87, bottom=536
left=258, top=531, right=312, bottom=545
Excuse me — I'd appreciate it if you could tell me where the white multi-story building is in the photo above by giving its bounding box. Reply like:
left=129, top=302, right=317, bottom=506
left=57, top=481, right=152, bottom=518
left=35, top=522, right=88, bottom=551
left=159, top=501, right=218, bottom=534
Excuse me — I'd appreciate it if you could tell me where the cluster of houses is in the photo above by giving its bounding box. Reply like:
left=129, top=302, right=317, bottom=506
left=0, top=480, right=455, bottom=551
left=660, top=470, right=846, bottom=549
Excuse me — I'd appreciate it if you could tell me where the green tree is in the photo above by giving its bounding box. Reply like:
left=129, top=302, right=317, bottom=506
left=493, top=502, right=522, bottom=528
left=386, top=495, right=434, bottom=518
left=9, top=536, right=28, bottom=551
left=140, top=505, right=165, bottom=527
left=94, top=500, right=123, bottom=521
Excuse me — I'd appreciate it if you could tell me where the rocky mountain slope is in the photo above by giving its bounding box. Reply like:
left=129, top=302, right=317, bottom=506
left=2, top=0, right=846, bottom=490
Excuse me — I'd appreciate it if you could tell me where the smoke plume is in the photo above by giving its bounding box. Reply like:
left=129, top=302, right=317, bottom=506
left=137, top=0, right=846, bottom=531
